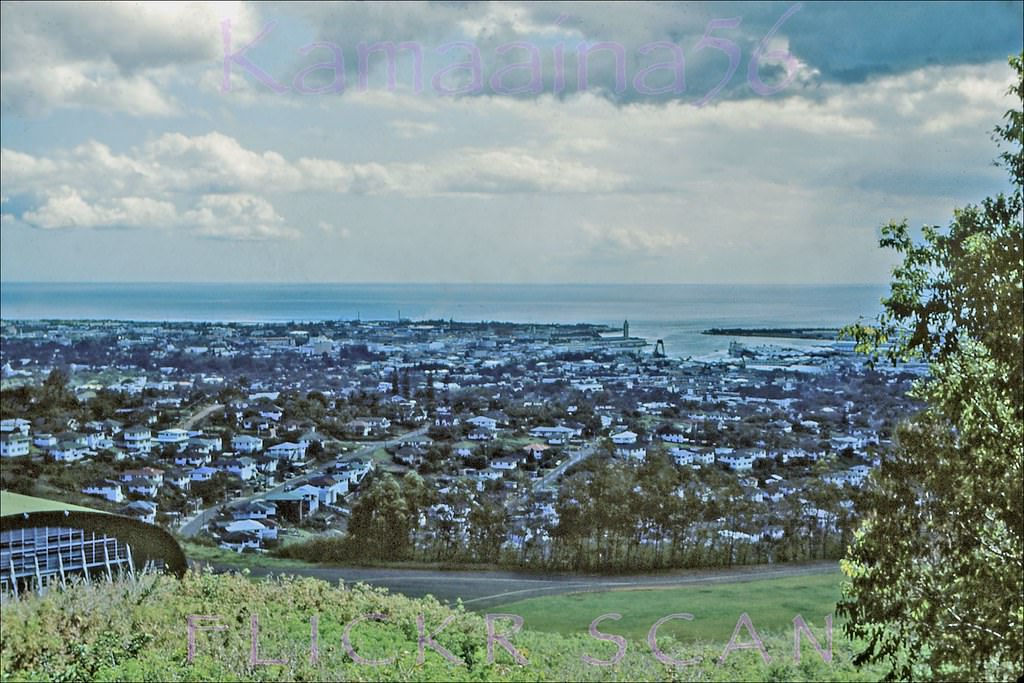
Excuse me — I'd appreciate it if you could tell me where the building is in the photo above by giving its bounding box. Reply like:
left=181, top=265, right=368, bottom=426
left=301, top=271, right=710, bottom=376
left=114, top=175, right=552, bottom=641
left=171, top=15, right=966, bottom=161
left=81, top=480, right=125, bottom=503
left=611, top=430, right=638, bottom=445
left=267, top=441, right=306, bottom=461
left=156, top=428, right=189, bottom=446
left=0, top=434, right=30, bottom=458
left=231, top=434, right=264, bottom=454
left=0, top=491, right=186, bottom=596
left=123, top=426, right=153, bottom=454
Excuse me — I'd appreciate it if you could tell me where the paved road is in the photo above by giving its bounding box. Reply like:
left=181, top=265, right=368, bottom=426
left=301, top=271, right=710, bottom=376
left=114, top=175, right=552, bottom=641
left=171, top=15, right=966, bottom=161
left=178, top=426, right=429, bottom=538
left=508, top=443, right=594, bottom=511
left=203, top=560, right=839, bottom=610
left=536, top=444, right=594, bottom=492
left=180, top=403, right=224, bottom=430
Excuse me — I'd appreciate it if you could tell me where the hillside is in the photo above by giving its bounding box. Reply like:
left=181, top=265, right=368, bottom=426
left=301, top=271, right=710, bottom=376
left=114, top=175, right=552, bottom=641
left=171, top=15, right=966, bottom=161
left=0, top=570, right=877, bottom=682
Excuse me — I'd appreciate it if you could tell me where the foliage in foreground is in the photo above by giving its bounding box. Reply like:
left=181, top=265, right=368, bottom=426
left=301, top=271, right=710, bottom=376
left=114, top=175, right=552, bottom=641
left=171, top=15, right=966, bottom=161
left=838, top=54, right=1024, bottom=680
left=1, top=570, right=876, bottom=682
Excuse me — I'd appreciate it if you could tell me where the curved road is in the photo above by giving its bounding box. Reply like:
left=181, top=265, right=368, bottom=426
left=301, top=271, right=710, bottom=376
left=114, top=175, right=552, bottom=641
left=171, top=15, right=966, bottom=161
left=180, top=403, right=224, bottom=430
left=204, top=560, right=839, bottom=610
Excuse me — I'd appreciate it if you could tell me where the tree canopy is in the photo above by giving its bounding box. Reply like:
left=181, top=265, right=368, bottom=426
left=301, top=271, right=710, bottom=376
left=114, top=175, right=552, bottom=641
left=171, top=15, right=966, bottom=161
left=838, top=54, right=1023, bottom=680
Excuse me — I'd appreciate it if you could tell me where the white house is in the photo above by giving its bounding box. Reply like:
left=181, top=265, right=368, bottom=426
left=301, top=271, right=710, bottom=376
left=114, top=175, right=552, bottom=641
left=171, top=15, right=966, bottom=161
left=669, top=447, right=698, bottom=466
left=529, top=425, right=575, bottom=440
left=491, top=456, right=520, bottom=471
left=616, top=445, right=647, bottom=461
left=189, top=435, right=223, bottom=452
left=51, top=441, right=89, bottom=462
left=307, top=475, right=348, bottom=504
left=218, top=457, right=256, bottom=481
left=82, top=480, right=124, bottom=503
left=124, top=478, right=159, bottom=498
left=123, top=426, right=153, bottom=454
left=164, top=469, right=191, bottom=490
left=658, top=427, right=688, bottom=444
left=122, top=467, right=165, bottom=485
left=611, top=430, right=638, bottom=445
left=231, top=500, right=277, bottom=521
left=157, top=428, right=189, bottom=446
left=224, top=518, right=278, bottom=541
left=523, top=443, right=549, bottom=460
left=334, top=459, right=373, bottom=486
left=175, top=449, right=212, bottom=467
left=219, top=532, right=262, bottom=553
left=190, top=466, right=218, bottom=482
left=718, top=453, right=754, bottom=471
left=232, top=434, right=264, bottom=454
left=0, top=434, right=30, bottom=457
left=258, top=405, right=285, bottom=422
left=267, top=441, right=306, bottom=461
left=120, top=500, right=157, bottom=525
left=692, top=451, right=715, bottom=466
left=466, top=415, right=498, bottom=431
left=0, top=418, right=31, bottom=435
left=468, top=428, right=495, bottom=441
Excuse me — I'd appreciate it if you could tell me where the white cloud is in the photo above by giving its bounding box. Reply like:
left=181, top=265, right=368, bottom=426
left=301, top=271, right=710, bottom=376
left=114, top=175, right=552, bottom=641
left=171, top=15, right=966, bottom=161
left=185, top=194, right=298, bottom=241
left=317, top=221, right=352, bottom=238
left=3, top=131, right=631, bottom=201
left=15, top=185, right=296, bottom=242
left=582, top=221, right=690, bottom=254
left=389, top=120, right=440, bottom=139
left=22, top=187, right=177, bottom=230
left=1, top=1, right=261, bottom=116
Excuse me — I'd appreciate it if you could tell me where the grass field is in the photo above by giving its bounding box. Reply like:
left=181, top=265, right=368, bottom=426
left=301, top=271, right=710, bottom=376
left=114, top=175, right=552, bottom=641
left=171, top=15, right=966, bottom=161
left=490, top=571, right=844, bottom=645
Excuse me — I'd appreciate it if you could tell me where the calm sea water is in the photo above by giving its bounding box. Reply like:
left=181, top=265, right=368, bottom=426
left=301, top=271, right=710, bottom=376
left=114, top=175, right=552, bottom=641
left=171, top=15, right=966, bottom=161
left=0, top=282, right=887, bottom=358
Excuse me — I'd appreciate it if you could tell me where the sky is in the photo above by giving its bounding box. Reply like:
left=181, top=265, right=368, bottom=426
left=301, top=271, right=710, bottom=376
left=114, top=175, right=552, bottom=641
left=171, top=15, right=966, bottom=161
left=0, top=0, right=1021, bottom=285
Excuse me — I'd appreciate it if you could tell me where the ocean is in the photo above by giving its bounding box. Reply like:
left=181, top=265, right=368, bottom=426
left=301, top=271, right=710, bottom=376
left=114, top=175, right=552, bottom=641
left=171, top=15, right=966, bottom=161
left=0, top=282, right=888, bottom=358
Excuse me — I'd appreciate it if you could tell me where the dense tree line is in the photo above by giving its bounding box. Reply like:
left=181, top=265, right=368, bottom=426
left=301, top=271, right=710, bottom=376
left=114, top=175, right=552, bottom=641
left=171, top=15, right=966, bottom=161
left=279, top=451, right=857, bottom=573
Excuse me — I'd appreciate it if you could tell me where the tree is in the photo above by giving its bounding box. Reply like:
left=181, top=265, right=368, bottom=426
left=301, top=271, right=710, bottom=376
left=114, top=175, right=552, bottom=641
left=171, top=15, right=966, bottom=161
left=347, top=477, right=414, bottom=560
left=838, top=55, right=1023, bottom=680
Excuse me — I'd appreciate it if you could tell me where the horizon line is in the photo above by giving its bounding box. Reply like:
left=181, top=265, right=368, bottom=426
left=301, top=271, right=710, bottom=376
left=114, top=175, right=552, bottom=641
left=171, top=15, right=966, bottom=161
left=0, top=280, right=891, bottom=287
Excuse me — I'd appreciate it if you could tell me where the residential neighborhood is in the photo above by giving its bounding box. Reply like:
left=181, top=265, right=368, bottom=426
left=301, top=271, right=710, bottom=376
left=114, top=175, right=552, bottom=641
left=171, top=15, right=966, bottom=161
left=0, top=317, right=922, bottom=565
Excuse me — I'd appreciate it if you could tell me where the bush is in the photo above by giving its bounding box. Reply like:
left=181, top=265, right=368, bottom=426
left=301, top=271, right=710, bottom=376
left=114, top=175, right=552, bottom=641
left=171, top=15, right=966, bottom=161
left=1, top=570, right=878, bottom=681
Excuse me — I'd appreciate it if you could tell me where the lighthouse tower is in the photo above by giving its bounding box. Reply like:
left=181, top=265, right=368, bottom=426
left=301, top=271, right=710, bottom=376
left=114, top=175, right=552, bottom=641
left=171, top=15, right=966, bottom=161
left=623, top=320, right=629, bottom=339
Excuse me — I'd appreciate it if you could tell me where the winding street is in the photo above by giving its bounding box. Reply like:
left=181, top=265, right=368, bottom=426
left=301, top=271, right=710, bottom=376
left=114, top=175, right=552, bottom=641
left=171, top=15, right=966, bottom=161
left=179, top=403, right=224, bottom=431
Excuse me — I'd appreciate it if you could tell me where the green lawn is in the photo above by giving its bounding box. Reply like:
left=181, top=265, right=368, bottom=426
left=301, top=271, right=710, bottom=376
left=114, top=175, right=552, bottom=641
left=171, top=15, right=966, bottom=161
left=490, top=571, right=844, bottom=645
